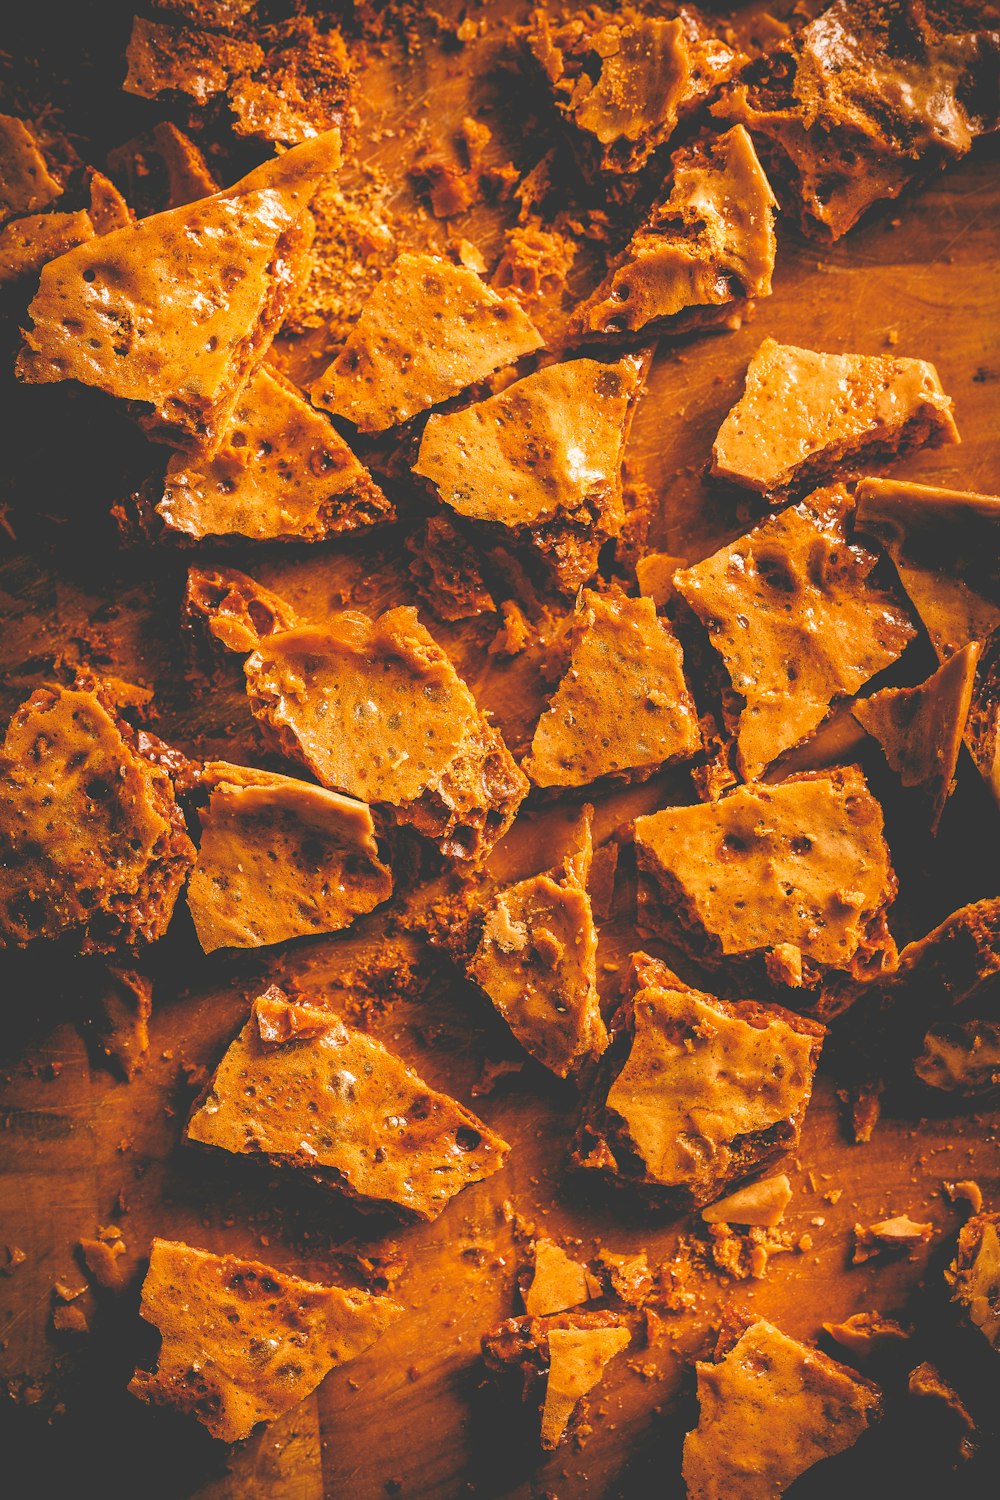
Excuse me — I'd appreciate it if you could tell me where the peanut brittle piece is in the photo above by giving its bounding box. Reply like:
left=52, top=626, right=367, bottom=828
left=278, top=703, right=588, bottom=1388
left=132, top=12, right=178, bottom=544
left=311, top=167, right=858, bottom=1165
left=876, top=897, right=1000, bottom=1013
left=633, top=768, right=898, bottom=1004
left=712, top=338, right=959, bottom=497
left=0, top=114, right=62, bottom=223
left=823, top=1311, right=911, bottom=1357
left=571, top=125, right=776, bottom=340
left=17, top=132, right=342, bottom=456
left=414, top=358, right=641, bottom=593
left=683, top=1316, right=882, bottom=1499
left=575, top=954, right=823, bottom=1205
left=854, top=642, right=980, bottom=833
left=524, top=590, right=699, bottom=786
left=124, top=16, right=264, bottom=107
left=106, top=121, right=218, bottom=217
left=713, top=0, right=1000, bottom=240
left=524, top=1240, right=597, bottom=1318
left=244, top=609, right=527, bottom=863
left=946, top=1212, right=1000, bottom=1350
left=312, top=252, right=542, bottom=433
left=184, top=564, right=300, bottom=655
left=158, top=364, right=391, bottom=542
left=186, top=988, right=510, bottom=1220
left=0, top=210, right=94, bottom=285
left=407, top=514, right=496, bottom=624
left=915, top=1019, right=1000, bottom=1094
left=853, top=1215, right=934, bottom=1262
left=464, top=833, right=607, bottom=1078
left=855, top=477, right=1000, bottom=661
left=0, top=684, right=194, bottom=953
left=482, top=1310, right=630, bottom=1450
left=128, top=1237, right=400, bottom=1442
left=186, top=762, right=390, bottom=953
left=701, top=1174, right=792, bottom=1227
left=524, top=7, right=741, bottom=175
left=675, top=486, right=916, bottom=781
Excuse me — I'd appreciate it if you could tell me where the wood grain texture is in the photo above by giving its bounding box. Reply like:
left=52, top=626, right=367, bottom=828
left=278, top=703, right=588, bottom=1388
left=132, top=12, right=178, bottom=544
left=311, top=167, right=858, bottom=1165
left=1, top=4, right=999, bottom=1497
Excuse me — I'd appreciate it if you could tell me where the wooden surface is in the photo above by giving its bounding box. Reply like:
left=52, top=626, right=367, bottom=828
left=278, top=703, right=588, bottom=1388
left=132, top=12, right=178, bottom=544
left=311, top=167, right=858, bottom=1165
left=1, top=4, right=999, bottom=1497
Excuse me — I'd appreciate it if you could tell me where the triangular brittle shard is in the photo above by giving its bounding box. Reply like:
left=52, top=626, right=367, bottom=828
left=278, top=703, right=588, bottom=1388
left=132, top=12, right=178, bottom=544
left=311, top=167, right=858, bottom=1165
left=185, top=988, right=509, bottom=1220
left=158, top=363, right=391, bottom=541
left=311, top=252, right=543, bottom=432
left=482, top=1310, right=630, bottom=1450
left=128, top=1237, right=401, bottom=1442
left=853, top=643, right=980, bottom=834
left=16, top=131, right=342, bottom=455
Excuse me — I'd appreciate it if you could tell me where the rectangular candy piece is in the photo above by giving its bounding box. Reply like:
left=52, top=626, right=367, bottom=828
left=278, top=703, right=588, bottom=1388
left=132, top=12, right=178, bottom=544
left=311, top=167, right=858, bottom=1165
left=571, top=125, right=777, bottom=340
left=574, top=953, right=823, bottom=1205
left=186, top=987, right=510, bottom=1220
left=158, top=364, right=392, bottom=542
left=244, top=608, right=528, bottom=863
left=711, top=338, right=958, bottom=497
left=523, top=7, right=742, bottom=176
left=414, top=358, right=643, bottom=593
left=675, top=485, right=916, bottom=782
left=633, top=767, right=898, bottom=1009
left=186, top=762, right=391, bottom=953
left=683, top=1315, right=882, bottom=1499
left=713, top=0, right=1000, bottom=240
left=128, top=1237, right=400, bottom=1442
left=482, top=1310, right=630, bottom=1450
left=16, top=132, right=342, bottom=456
left=0, top=682, right=193, bottom=954
left=525, top=589, right=700, bottom=786
left=311, top=252, right=542, bottom=433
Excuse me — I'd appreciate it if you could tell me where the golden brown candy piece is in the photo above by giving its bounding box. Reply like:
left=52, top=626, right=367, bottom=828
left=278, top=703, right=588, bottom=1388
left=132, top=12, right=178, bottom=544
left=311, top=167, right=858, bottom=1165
left=915, top=1018, right=1000, bottom=1095
left=713, top=0, right=1000, bottom=240
left=575, top=954, right=823, bottom=1205
left=0, top=114, right=61, bottom=223
left=311, top=252, right=542, bottom=433
left=701, top=1174, right=792, bottom=1228
left=854, top=642, right=980, bottom=834
left=414, top=358, right=642, bottom=593
left=683, top=1316, right=882, bottom=1499
left=244, top=608, right=527, bottom=863
left=853, top=1215, right=934, bottom=1262
left=186, top=762, right=391, bottom=953
left=634, top=767, right=898, bottom=1005
left=525, top=590, right=699, bottom=786
left=186, top=988, right=510, bottom=1220
left=675, top=485, right=916, bottom=781
left=16, top=132, right=342, bottom=456
left=128, top=1237, right=400, bottom=1442
left=572, top=125, right=776, bottom=339
left=184, top=564, right=301, bottom=656
left=712, top=338, right=959, bottom=496
left=465, top=825, right=607, bottom=1078
left=159, top=364, right=391, bottom=542
left=0, top=210, right=94, bottom=285
left=524, top=8, right=741, bottom=175
left=855, top=477, right=1000, bottom=662
left=0, top=684, right=193, bottom=954
left=823, top=1311, right=911, bottom=1357
left=946, top=1212, right=1000, bottom=1350
left=524, top=1240, right=596, bottom=1318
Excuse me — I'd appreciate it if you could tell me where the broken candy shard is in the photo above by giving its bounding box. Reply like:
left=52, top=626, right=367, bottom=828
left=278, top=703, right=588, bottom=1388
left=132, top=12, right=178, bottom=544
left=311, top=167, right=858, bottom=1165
left=524, top=590, right=700, bottom=787
left=855, top=477, right=1000, bottom=662
left=244, top=609, right=527, bottom=863
left=577, top=956, right=823, bottom=1205
left=915, top=1018, right=1000, bottom=1095
left=524, top=1240, right=595, bottom=1318
left=853, top=642, right=980, bottom=834
left=675, top=485, right=915, bottom=781
left=540, top=1325, right=630, bottom=1449
left=414, top=358, right=641, bottom=593
left=186, top=762, right=391, bottom=953
left=946, top=1212, right=1000, bottom=1350
left=634, top=767, right=898, bottom=998
left=128, top=1237, right=400, bottom=1442
left=711, top=338, right=959, bottom=496
left=184, top=564, right=301, bottom=655
left=310, top=252, right=542, bottom=433
left=158, top=364, right=392, bottom=542
left=16, top=131, right=342, bottom=456
left=0, top=683, right=194, bottom=953
left=683, top=1316, right=882, bottom=1499
left=701, top=1173, right=792, bottom=1227
left=186, top=988, right=510, bottom=1220
left=466, top=841, right=607, bottom=1079
left=823, top=1311, right=911, bottom=1357
left=571, top=125, right=776, bottom=339
left=0, top=114, right=62, bottom=223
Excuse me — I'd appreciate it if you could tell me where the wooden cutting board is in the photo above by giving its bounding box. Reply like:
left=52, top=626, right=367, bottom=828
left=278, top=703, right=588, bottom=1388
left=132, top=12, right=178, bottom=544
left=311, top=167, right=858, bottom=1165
left=1, top=4, right=999, bottom=1497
